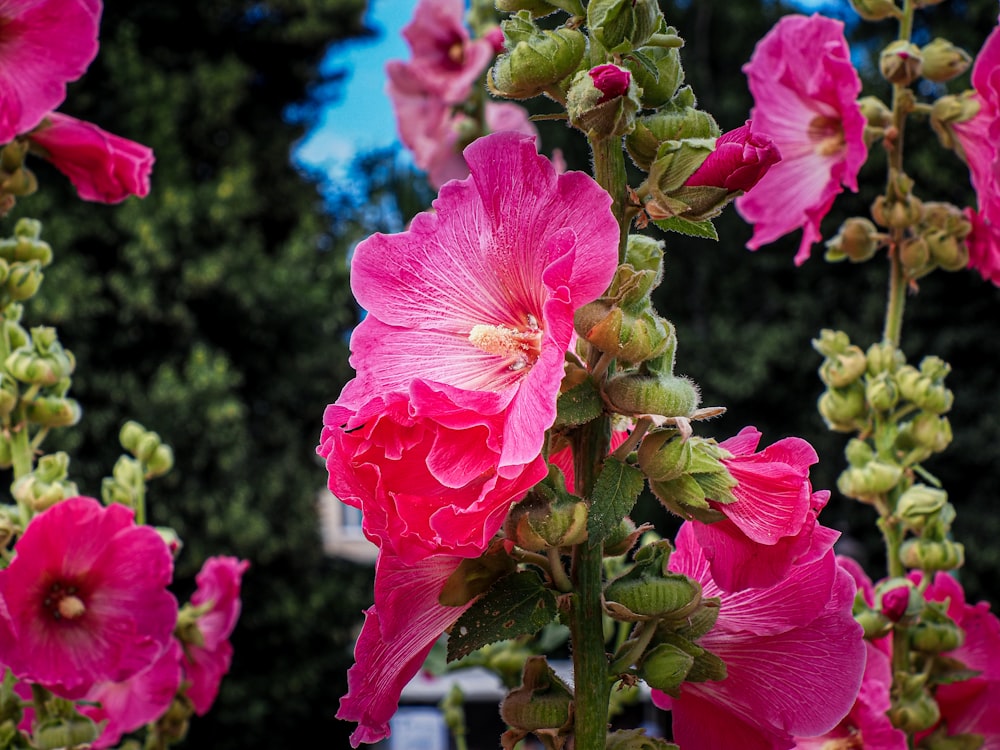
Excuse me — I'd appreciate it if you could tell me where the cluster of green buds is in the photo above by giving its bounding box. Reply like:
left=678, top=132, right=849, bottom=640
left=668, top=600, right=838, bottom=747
left=499, top=656, right=575, bottom=748
left=102, top=420, right=175, bottom=514
left=488, top=11, right=586, bottom=101
left=10, top=452, right=79, bottom=514
left=896, top=484, right=964, bottom=573
left=0, top=142, right=38, bottom=217
left=603, top=542, right=725, bottom=696
left=637, top=430, right=735, bottom=522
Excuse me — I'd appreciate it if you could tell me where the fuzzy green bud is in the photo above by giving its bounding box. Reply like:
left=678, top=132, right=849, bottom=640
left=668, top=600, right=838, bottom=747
left=5, top=260, right=43, bottom=301
left=837, top=460, right=903, bottom=503
left=899, top=538, right=964, bottom=572
left=880, top=40, right=923, bottom=86
left=489, top=17, right=586, bottom=100
left=638, top=642, right=694, bottom=693
left=604, top=372, right=700, bottom=419
left=567, top=63, right=643, bottom=138
left=902, top=413, right=953, bottom=456
left=624, top=41, right=683, bottom=109
left=859, top=96, right=893, bottom=128
left=849, top=0, right=902, bottom=20
left=33, top=717, right=99, bottom=750
left=819, top=344, right=868, bottom=388
left=866, top=372, right=899, bottom=412
left=0, top=218, right=53, bottom=266
left=625, top=89, right=719, bottom=170
left=818, top=384, right=868, bottom=432
left=866, top=342, right=905, bottom=375
left=504, top=491, right=588, bottom=551
left=573, top=303, right=673, bottom=364
left=24, top=396, right=81, bottom=428
left=826, top=217, right=882, bottom=263
left=911, top=603, right=964, bottom=654
left=604, top=572, right=701, bottom=621
left=920, top=38, right=972, bottom=82
left=587, top=0, right=662, bottom=54
left=887, top=674, right=940, bottom=733
left=845, top=438, right=875, bottom=467
left=500, top=656, right=574, bottom=732
left=896, top=485, right=948, bottom=533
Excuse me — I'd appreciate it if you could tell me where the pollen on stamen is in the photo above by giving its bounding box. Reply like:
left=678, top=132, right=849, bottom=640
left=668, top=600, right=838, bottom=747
left=468, top=323, right=543, bottom=371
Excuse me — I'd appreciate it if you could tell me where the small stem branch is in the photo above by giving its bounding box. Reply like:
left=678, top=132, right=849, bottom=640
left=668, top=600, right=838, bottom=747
left=547, top=548, right=574, bottom=593
left=611, top=417, right=652, bottom=462
left=608, top=621, right=658, bottom=676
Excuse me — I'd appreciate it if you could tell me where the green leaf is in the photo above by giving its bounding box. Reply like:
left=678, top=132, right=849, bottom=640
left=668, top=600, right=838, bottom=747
left=554, top=376, right=604, bottom=428
left=447, top=571, right=558, bottom=662
left=588, top=457, right=645, bottom=547
left=627, top=49, right=660, bottom=81
left=652, top=216, right=719, bottom=240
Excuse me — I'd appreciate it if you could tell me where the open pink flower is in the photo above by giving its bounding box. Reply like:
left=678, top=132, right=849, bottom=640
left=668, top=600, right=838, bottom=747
left=81, top=640, right=183, bottom=749
left=0, top=496, right=177, bottom=698
left=735, top=14, right=867, bottom=265
left=338, top=131, right=618, bottom=468
left=321, top=382, right=547, bottom=564
left=952, top=21, right=1000, bottom=286
left=395, top=0, right=495, bottom=105
left=692, top=426, right=839, bottom=591
left=653, top=523, right=866, bottom=749
left=0, top=0, right=101, bottom=143
left=182, top=555, right=249, bottom=715
left=26, top=112, right=153, bottom=202
left=685, top=121, right=781, bottom=193
left=338, top=552, right=476, bottom=748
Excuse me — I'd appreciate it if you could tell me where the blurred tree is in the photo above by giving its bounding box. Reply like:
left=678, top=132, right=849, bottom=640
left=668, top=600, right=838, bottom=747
left=2, top=0, right=411, bottom=748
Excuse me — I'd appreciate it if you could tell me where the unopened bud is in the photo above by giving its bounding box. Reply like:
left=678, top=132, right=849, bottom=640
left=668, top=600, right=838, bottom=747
left=849, top=0, right=902, bottom=20
left=896, top=485, right=948, bottom=533
left=875, top=578, right=921, bottom=623
left=826, top=217, right=882, bottom=263
left=489, top=19, right=586, bottom=100
left=567, top=64, right=642, bottom=138
left=505, top=492, right=588, bottom=551
left=638, top=642, right=693, bottom=693
left=33, top=717, right=100, bottom=750
left=818, top=384, right=868, bottom=432
left=587, top=0, right=662, bottom=54
left=574, top=303, right=673, bottom=364
left=899, top=538, right=964, bottom=572
left=887, top=675, right=940, bottom=733
left=880, top=41, right=923, bottom=86
left=604, top=372, right=700, bottom=419
left=24, top=396, right=81, bottom=427
left=899, top=236, right=932, bottom=278
left=5, top=260, right=43, bottom=301
left=500, top=656, right=574, bottom=732
left=920, top=38, right=971, bottom=82
left=911, top=604, right=963, bottom=653
left=819, top=344, right=868, bottom=387
left=625, top=89, right=720, bottom=170
left=866, top=372, right=899, bottom=412
left=625, top=41, right=683, bottom=109
left=866, top=341, right=905, bottom=375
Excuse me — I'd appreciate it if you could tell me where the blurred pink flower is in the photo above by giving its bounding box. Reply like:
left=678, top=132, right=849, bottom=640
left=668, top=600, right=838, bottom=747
left=337, top=132, right=618, bottom=467
left=81, top=641, right=183, bottom=749
left=735, top=14, right=867, bottom=265
left=685, top=121, right=781, bottom=193
left=183, top=555, right=249, bottom=715
left=338, top=553, right=474, bottom=748
left=27, top=112, right=153, bottom=202
left=0, top=497, right=177, bottom=698
left=952, top=21, right=1000, bottom=285
left=692, top=426, right=839, bottom=591
left=0, top=0, right=101, bottom=142
left=395, top=0, right=495, bottom=104
left=653, top=523, right=866, bottom=749
left=917, top=571, right=1000, bottom=746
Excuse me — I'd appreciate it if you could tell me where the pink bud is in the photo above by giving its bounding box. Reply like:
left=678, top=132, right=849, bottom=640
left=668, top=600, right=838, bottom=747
left=589, top=64, right=631, bottom=104
left=484, top=26, right=506, bottom=54
left=685, top=121, right=781, bottom=193
left=880, top=585, right=910, bottom=622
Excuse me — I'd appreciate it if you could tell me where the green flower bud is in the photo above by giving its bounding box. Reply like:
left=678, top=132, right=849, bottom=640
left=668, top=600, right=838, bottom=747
left=12, top=454, right=80, bottom=512
left=500, top=656, right=574, bottom=732
left=33, top=717, right=99, bottom=750
left=825, top=217, right=882, bottom=263
left=639, top=642, right=693, bottom=694
left=836, top=460, right=903, bottom=503
left=902, top=413, right=952, bottom=455
left=920, top=38, right=972, bottom=82
left=573, top=303, right=673, bottom=364
left=855, top=607, right=893, bottom=639
left=606, top=728, right=680, bottom=750
left=604, top=517, right=645, bottom=557
left=604, top=372, right=700, bottom=419
left=887, top=674, right=940, bottom=733
left=911, top=603, right=964, bottom=654
left=844, top=438, right=875, bottom=467
left=625, top=89, right=719, bottom=170
left=819, top=344, right=868, bottom=388
left=859, top=96, right=893, bottom=129
left=896, top=484, right=948, bottom=533
left=24, top=396, right=81, bottom=427
left=566, top=64, right=642, bottom=139
left=587, top=0, right=662, bottom=54
left=637, top=430, right=693, bottom=482
left=866, top=372, right=899, bottom=412
left=4, top=327, right=75, bottom=385
left=880, top=40, right=923, bottom=86
left=817, top=384, right=868, bottom=432
left=624, top=41, right=683, bottom=109
left=849, top=0, right=902, bottom=21
left=899, top=538, right=964, bottom=572
left=489, top=17, right=586, bottom=100
left=930, top=93, right=980, bottom=153
left=645, top=138, right=715, bottom=195
left=624, top=233, right=665, bottom=282
left=146, top=443, right=175, bottom=478
left=896, top=364, right=953, bottom=414
left=5, top=260, right=43, bottom=301
left=0, top=218, right=53, bottom=265
left=504, top=490, right=588, bottom=551
left=102, top=475, right=137, bottom=508
left=812, top=328, right=853, bottom=359
left=866, top=341, right=905, bottom=375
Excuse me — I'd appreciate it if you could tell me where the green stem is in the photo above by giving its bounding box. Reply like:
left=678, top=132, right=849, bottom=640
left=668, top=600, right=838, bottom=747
left=608, top=621, right=658, bottom=675
left=591, top=136, right=630, bottom=262
left=570, top=416, right=612, bottom=749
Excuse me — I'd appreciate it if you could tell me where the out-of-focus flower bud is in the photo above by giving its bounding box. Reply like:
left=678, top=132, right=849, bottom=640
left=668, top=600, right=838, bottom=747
left=625, top=88, right=720, bottom=170
left=490, top=16, right=586, bottom=100
left=625, top=40, right=683, bottom=109
left=920, top=38, right=971, bottom=82
left=845, top=438, right=875, bottom=467
left=900, top=538, right=964, bottom=572
left=875, top=578, right=922, bottom=623
left=0, top=218, right=53, bottom=266
left=896, top=484, right=948, bottom=533
left=12, top=452, right=79, bottom=512
left=896, top=361, right=953, bottom=414
left=33, top=717, right=99, bottom=750
left=587, top=0, right=662, bottom=54
left=899, top=413, right=952, bottom=457
left=500, top=656, right=574, bottom=732
left=24, top=395, right=81, bottom=427
left=818, top=384, right=868, bottom=432
left=929, top=92, right=980, bottom=152
left=819, top=343, right=868, bottom=388
left=887, top=674, right=940, bottom=733
left=866, top=372, right=899, bottom=412
left=567, top=63, right=642, bottom=138
left=872, top=193, right=924, bottom=231
left=880, top=40, right=923, bottom=86
left=911, top=602, right=964, bottom=653
left=5, top=259, right=43, bottom=301
left=899, top=235, right=932, bottom=278
left=859, top=96, right=894, bottom=128
left=837, top=459, right=903, bottom=502
left=866, top=341, right=905, bottom=375
left=826, top=217, right=883, bottom=263
left=849, top=0, right=902, bottom=21
left=604, top=372, right=700, bottom=419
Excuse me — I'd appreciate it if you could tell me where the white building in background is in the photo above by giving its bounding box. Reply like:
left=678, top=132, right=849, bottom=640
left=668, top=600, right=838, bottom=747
left=317, top=489, right=378, bottom=563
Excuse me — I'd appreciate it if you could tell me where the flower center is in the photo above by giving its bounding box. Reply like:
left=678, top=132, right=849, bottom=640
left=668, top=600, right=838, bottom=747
left=447, top=40, right=465, bottom=67
left=808, top=115, right=846, bottom=157
left=821, top=733, right=863, bottom=750
left=468, top=314, right=542, bottom=372
left=43, top=581, right=86, bottom=621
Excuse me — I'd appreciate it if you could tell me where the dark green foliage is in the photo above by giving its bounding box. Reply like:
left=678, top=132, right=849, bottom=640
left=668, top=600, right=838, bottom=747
left=4, top=1, right=391, bottom=747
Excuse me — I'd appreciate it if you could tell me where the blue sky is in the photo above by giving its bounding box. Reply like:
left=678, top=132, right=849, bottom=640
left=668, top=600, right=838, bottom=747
left=295, top=0, right=839, bottom=178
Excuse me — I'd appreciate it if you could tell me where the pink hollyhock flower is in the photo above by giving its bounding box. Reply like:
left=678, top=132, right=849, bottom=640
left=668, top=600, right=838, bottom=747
left=182, top=555, right=250, bottom=715
left=0, top=496, right=177, bottom=698
left=0, top=0, right=101, bottom=143
left=590, top=64, right=632, bottom=104
left=653, top=523, right=866, bottom=749
left=916, top=571, right=1000, bottom=746
left=692, top=426, right=839, bottom=591
left=395, top=0, right=495, bottom=105
left=338, top=131, right=619, bottom=468
left=951, top=22, right=1000, bottom=286
left=80, top=640, right=184, bottom=749
left=388, top=62, right=538, bottom=189
left=26, top=112, right=154, bottom=202
left=735, top=14, right=867, bottom=265
left=338, top=552, right=476, bottom=748
left=685, top=121, right=782, bottom=193
left=321, top=382, right=547, bottom=564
